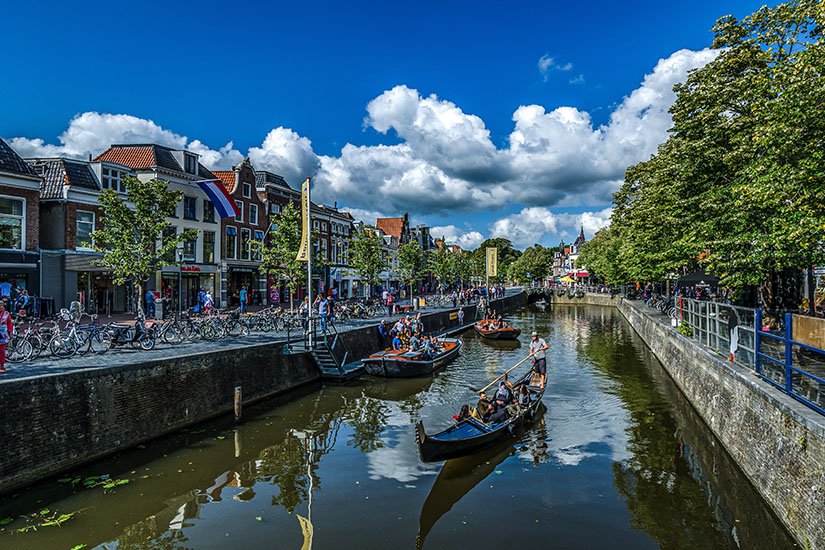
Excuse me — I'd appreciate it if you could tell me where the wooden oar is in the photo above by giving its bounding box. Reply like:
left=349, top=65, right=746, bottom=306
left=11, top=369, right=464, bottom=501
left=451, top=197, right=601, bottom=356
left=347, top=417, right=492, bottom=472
left=469, top=354, right=533, bottom=393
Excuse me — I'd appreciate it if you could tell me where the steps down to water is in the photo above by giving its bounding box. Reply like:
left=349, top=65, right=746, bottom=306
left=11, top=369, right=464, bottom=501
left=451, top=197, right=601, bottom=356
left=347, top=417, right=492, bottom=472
left=310, top=342, right=364, bottom=382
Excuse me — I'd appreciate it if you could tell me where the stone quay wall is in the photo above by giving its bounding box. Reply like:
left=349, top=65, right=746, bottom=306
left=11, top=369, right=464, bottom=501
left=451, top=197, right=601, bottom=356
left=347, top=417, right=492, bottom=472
left=548, top=291, right=825, bottom=549
left=0, top=342, right=319, bottom=495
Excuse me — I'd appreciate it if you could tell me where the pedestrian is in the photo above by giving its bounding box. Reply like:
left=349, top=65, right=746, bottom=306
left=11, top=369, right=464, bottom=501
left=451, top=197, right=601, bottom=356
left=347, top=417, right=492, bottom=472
left=386, top=291, right=395, bottom=317
left=145, top=289, right=156, bottom=318
left=378, top=320, right=388, bottom=349
left=529, top=331, right=549, bottom=388
left=0, top=301, right=12, bottom=372
left=319, top=294, right=329, bottom=332
left=239, top=286, right=249, bottom=314
left=204, top=290, right=214, bottom=313
left=457, top=307, right=465, bottom=325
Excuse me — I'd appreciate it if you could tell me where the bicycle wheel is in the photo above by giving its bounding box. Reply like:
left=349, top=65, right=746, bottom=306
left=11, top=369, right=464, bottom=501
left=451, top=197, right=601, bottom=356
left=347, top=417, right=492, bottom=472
left=227, top=321, right=244, bottom=337
left=74, top=330, right=93, bottom=356
left=199, top=323, right=216, bottom=340
left=139, top=336, right=155, bottom=350
left=164, top=324, right=183, bottom=345
left=49, top=335, right=77, bottom=358
left=88, top=330, right=109, bottom=354
left=27, top=332, right=46, bottom=359
left=7, top=338, right=32, bottom=362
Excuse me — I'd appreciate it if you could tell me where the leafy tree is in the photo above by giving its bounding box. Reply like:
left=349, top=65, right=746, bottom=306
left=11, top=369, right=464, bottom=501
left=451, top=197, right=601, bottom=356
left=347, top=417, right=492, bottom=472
left=576, top=227, right=628, bottom=285
left=429, top=238, right=454, bottom=292
left=471, top=238, right=522, bottom=284
left=398, top=241, right=425, bottom=304
left=250, top=201, right=323, bottom=310
left=507, top=245, right=554, bottom=284
left=349, top=227, right=384, bottom=298
left=91, top=176, right=195, bottom=316
left=451, top=250, right=473, bottom=289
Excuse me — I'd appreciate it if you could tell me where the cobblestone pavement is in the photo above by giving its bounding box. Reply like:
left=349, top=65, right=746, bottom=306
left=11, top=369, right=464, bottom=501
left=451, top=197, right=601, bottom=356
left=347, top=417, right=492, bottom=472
left=0, top=289, right=520, bottom=383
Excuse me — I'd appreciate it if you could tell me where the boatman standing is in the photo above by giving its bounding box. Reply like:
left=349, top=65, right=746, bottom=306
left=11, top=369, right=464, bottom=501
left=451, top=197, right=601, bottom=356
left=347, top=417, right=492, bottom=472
left=529, top=331, right=549, bottom=388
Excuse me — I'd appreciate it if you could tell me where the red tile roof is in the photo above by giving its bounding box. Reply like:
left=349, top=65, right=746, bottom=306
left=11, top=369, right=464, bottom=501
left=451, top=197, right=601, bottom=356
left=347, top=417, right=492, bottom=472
left=94, top=147, right=155, bottom=168
left=212, top=171, right=236, bottom=193
left=376, top=217, right=404, bottom=239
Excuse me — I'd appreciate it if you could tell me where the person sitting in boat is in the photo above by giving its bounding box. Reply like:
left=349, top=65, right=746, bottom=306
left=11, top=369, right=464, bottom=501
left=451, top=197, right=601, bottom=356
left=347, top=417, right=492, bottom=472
left=494, top=380, right=514, bottom=406
left=392, top=333, right=403, bottom=350
left=516, top=384, right=531, bottom=406
left=476, top=392, right=495, bottom=421
left=408, top=332, right=421, bottom=351
left=496, top=315, right=505, bottom=329
left=453, top=404, right=471, bottom=422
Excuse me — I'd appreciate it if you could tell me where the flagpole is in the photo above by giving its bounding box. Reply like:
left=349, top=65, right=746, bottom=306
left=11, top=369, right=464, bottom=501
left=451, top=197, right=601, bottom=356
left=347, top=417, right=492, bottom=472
left=307, top=178, right=313, bottom=348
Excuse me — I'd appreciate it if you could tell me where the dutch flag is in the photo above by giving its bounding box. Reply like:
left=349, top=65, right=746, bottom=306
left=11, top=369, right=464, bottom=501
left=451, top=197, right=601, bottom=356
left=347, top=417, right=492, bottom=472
left=196, top=179, right=241, bottom=218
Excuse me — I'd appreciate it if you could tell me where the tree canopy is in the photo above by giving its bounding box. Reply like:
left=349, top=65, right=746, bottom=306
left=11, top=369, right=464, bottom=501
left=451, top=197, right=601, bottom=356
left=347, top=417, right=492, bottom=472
left=349, top=228, right=384, bottom=297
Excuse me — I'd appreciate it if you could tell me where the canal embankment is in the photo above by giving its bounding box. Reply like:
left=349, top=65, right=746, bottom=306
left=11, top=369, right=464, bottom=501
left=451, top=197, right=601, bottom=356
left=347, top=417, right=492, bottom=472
left=0, top=290, right=527, bottom=496
left=547, top=291, right=825, bottom=549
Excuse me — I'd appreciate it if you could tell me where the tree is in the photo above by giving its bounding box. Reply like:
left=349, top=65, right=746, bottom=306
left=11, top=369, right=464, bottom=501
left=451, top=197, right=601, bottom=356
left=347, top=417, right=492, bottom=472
left=451, top=250, right=473, bottom=289
left=398, top=241, right=425, bottom=304
left=349, top=228, right=384, bottom=299
left=250, top=201, right=323, bottom=310
left=576, top=227, right=628, bottom=285
left=90, top=176, right=196, bottom=316
left=507, top=245, right=554, bottom=284
left=429, top=238, right=454, bottom=292
left=471, top=238, right=522, bottom=284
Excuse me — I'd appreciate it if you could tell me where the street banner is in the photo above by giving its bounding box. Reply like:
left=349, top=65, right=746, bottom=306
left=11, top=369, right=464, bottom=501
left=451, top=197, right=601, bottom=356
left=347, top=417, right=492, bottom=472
left=486, top=247, right=498, bottom=277
left=296, top=178, right=311, bottom=262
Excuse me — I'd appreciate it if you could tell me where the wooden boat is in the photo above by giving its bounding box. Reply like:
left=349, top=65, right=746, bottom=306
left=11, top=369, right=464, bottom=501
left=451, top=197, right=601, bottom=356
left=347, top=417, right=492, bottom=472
left=362, top=338, right=462, bottom=378
left=473, top=321, right=521, bottom=340
left=415, top=369, right=546, bottom=462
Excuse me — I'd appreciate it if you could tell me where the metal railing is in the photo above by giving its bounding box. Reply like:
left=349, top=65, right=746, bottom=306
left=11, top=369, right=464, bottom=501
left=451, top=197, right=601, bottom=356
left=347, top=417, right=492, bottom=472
left=679, top=298, right=758, bottom=368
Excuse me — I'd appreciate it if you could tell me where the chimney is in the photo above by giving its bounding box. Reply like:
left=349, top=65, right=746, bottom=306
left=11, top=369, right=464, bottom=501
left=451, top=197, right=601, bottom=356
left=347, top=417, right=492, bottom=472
left=88, top=154, right=92, bottom=161
left=334, top=201, right=337, bottom=208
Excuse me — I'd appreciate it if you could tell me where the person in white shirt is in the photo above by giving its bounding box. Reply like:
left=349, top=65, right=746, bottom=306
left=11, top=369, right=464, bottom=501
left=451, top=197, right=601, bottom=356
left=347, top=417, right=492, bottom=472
left=528, top=331, right=549, bottom=387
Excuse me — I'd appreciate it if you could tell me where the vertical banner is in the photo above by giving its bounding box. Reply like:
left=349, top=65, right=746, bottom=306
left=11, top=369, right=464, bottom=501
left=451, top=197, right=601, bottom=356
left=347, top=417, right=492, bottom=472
left=486, top=247, right=498, bottom=277
left=295, top=178, right=311, bottom=262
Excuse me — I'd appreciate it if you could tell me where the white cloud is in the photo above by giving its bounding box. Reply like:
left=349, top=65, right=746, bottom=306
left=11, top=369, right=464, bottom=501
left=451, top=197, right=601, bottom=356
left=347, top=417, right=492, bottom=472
left=488, top=206, right=612, bottom=248
left=538, top=54, right=573, bottom=81
left=339, top=207, right=387, bottom=226
left=430, top=225, right=484, bottom=249
left=247, top=127, right=321, bottom=187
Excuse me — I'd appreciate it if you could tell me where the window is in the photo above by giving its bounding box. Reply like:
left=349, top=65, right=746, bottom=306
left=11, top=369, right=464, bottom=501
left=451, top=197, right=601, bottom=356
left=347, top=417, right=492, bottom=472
left=183, top=236, right=196, bottom=261
left=313, top=220, right=319, bottom=230
left=249, top=203, right=258, bottom=225
left=203, top=231, right=215, bottom=263
left=101, top=168, right=124, bottom=191
left=253, top=230, right=264, bottom=260
left=203, top=199, right=216, bottom=223
left=0, top=196, right=25, bottom=250
left=235, top=201, right=243, bottom=222
left=185, top=154, right=197, bottom=174
left=242, top=183, right=252, bottom=198
left=270, top=203, right=280, bottom=215
left=170, top=201, right=178, bottom=218
left=240, top=228, right=250, bottom=260
left=183, top=196, right=198, bottom=220
left=322, top=222, right=327, bottom=232
left=226, top=226, right=237, bottom=259
left=321, top=238, right=328, bottom=260
left=76, top=210, right=95, bottom=249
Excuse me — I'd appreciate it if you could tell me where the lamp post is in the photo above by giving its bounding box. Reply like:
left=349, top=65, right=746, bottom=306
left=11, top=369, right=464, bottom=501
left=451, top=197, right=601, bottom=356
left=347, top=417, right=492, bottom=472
left=176, top=243, right=184, bottom=314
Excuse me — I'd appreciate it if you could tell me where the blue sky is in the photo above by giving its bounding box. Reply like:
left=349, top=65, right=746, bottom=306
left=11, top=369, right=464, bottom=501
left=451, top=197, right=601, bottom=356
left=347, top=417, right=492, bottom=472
left=1, top=0, right=771, bottom=249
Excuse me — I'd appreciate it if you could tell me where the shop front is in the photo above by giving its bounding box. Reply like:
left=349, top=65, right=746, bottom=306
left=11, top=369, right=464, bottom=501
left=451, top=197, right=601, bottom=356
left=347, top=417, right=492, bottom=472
left=222, top=264, right=265, bottom=307
left=0, top=250, right=40, bottom=299
left=159, top=264, right=218, bottom=314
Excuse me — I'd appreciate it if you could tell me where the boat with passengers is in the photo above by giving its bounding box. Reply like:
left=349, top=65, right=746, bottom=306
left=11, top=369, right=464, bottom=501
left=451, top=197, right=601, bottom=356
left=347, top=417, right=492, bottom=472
left=473, top=319, right=521, bottom=340
left=415, top=367, right=545, bottom=461
left=362, top=337, right=462, bottom=378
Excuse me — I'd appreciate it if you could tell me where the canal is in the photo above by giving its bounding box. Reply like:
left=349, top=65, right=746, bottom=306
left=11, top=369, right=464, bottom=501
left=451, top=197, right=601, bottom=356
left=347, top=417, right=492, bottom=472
left=0, top=303, right=796, bottom=549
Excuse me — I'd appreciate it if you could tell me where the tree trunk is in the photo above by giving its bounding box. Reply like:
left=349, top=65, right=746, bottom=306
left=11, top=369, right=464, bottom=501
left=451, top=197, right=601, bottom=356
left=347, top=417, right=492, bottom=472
left=136, top=281, right=145, bottom=319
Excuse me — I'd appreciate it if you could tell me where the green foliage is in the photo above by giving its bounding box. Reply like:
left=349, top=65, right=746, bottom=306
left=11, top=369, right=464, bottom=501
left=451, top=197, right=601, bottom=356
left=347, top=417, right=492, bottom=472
left=398, top=241, right=425, bottom=297
left=349, top=228, right=385, bottom=296
left=470, top=238, right=522, bottom=283
left=678, top=323, right=693, bottom=337
left=507, top=245, right=554, bottom=283
left=450, top=250, right=473, bottom=287
left=91, top=176, right=195, bottom=314
left=576, top=227, right=629, bottom=285
left=583, top=0, right=825, bottom=303
left=429, top=238, right=454, bottom=290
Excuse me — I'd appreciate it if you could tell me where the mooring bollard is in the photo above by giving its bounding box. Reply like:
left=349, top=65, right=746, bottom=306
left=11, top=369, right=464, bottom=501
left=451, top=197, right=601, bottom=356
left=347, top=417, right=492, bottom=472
left=234, top=386, right=242, bottom=422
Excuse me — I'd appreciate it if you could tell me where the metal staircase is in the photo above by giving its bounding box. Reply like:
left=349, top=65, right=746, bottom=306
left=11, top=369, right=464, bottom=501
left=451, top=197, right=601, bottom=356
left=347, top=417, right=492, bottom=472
left=303, top=316, right=364, bottom=381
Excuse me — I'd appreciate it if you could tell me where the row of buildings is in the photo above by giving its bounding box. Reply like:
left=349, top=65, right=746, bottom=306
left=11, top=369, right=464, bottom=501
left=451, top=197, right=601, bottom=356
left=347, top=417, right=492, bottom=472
left=0, top=138, right=438, bottom=315
left=551, top=228, right=591, bottom=284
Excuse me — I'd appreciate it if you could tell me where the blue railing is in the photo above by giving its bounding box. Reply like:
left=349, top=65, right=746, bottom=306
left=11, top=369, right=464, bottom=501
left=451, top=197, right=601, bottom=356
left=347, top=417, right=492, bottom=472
left=755, top=311, right=825, bottom=416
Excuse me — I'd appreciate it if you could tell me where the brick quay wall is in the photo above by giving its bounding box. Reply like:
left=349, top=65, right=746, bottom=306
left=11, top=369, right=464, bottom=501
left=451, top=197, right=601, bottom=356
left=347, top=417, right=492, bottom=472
left=0, top=290, right=528, bottom=495
left=545, top=290, right=824, bottom=549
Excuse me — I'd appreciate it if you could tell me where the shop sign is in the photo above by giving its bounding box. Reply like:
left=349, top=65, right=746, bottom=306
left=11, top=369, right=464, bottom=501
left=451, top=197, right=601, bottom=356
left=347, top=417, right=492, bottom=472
left=181, top=266, right=201, bottom=272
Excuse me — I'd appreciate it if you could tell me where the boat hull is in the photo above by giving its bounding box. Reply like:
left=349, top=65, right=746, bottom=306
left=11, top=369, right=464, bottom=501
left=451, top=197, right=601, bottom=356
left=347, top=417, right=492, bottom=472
left=473, top=323, right=521, bottom=340
left=362, top=338, right=462, bottom=378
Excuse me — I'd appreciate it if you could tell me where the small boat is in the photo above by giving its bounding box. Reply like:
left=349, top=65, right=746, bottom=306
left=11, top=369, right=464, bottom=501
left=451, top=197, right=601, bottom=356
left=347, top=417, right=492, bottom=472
left=415, top=369, right=546, bottom=462
left=473, top=321, right=521, bottom=340
left=362, top=338, right=462, bottom=378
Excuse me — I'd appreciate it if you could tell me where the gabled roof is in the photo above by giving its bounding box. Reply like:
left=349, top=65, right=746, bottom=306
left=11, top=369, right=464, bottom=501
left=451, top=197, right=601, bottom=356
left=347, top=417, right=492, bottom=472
left=26, top=158, right=100, bottom=199
left=94, top=144, right=215, bottom=179
left=212, top=171, right=236, bottom=193
left=0, top=138, right=38, bottom=178
left=376, top=217, right=404, bottom=239
left=255, top=170, right=292, bottom=190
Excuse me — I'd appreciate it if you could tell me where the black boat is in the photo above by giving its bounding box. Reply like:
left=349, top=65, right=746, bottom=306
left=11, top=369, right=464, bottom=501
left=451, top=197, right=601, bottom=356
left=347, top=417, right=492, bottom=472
left=415, top=369, right=545, bottom=462
left=362, top=338, right=462, bottom=378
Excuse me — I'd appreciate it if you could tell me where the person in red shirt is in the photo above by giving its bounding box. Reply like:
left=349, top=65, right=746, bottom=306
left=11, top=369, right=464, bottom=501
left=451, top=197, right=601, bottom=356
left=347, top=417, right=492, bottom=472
left=0, top=301, right=13, bottom=372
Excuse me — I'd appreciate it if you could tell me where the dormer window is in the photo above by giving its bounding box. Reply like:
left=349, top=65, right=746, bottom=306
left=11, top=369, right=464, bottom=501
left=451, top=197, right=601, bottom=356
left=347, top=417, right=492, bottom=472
left=102, top=167, right=125, bottom=192
left=184, top=154, right=197, bottom=175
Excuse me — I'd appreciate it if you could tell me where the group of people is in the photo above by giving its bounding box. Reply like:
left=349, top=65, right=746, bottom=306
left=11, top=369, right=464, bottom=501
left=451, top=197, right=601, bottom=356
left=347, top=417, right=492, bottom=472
left=145, top=288, right=216, bottom=318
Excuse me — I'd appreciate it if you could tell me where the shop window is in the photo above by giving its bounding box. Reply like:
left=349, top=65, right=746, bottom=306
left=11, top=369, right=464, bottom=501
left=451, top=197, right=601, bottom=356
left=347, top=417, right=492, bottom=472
left=226, top=226, right=237, bottom=259
left=76, top=210, right=95, bottom=249
left=183, top=196, right=198, bottom=220
left=203, top=199, right=216, bottom=223
left=253, top=230, right=264, bottom=260
left=0, top=196, right=25, bottom=250
left=240, top=228, right=250, bottom=260
left=183, top=235, right=196, bottom=262
left=203, top=231, right=215, bottom=263
left=235, top=201, right=243, bottom=222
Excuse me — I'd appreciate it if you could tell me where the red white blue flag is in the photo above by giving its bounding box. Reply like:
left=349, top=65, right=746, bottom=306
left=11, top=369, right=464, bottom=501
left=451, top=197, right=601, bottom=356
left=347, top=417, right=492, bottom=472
left=197, top=180, right=240, bottom=218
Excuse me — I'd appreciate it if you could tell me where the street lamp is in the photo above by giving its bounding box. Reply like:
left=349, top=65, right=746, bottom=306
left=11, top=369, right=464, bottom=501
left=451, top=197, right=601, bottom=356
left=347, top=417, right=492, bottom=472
left=176, top=242, right=185, bottom=314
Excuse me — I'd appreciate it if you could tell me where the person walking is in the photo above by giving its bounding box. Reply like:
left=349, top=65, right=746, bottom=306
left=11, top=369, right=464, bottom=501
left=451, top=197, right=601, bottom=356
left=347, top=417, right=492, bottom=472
left=145, top=289, right=156, bottom=318
left=529, top=331, right=549, bottom=388
left=318, top=294, right=329, bottom=332
left=204, top=290, right=214, bottom=313
left=239, top=286, right=249, bottom=314
left=378, top=320, right=388, bottom=349
left=0, top=301, right=12, bottom=372
left=457, top=307, right=465, bottom=326
left=386, top=291, right=395, bottom=317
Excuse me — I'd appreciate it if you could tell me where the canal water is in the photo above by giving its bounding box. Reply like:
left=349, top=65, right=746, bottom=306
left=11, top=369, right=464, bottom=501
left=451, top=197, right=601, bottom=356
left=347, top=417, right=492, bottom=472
left=0, top=304, right=797, bottom=549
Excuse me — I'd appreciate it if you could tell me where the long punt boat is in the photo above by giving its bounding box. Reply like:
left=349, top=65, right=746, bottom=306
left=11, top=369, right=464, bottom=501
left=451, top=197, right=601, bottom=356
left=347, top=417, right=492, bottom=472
left=415, top=368, right=545, bottom=462
left=473, top=321, right=521, bottom=340
left=362, top=338, right=462, bottom=378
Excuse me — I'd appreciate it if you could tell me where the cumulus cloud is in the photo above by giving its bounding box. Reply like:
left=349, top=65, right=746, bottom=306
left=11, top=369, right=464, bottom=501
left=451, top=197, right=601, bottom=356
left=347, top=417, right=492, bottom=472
left=430, top=225, right=485, bottom=249
left=339, top=207, right=387, bottom=226
left=247, top=127, right=321, bottom=187
left=538, top=54, right=573, bottom=81
left=488, top=206, right=612, bottom=248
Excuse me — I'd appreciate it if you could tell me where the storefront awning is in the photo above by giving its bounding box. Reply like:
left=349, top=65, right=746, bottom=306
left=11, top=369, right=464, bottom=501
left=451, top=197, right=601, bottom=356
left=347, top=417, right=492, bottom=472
left=576, top=272, right=589, bottom=277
